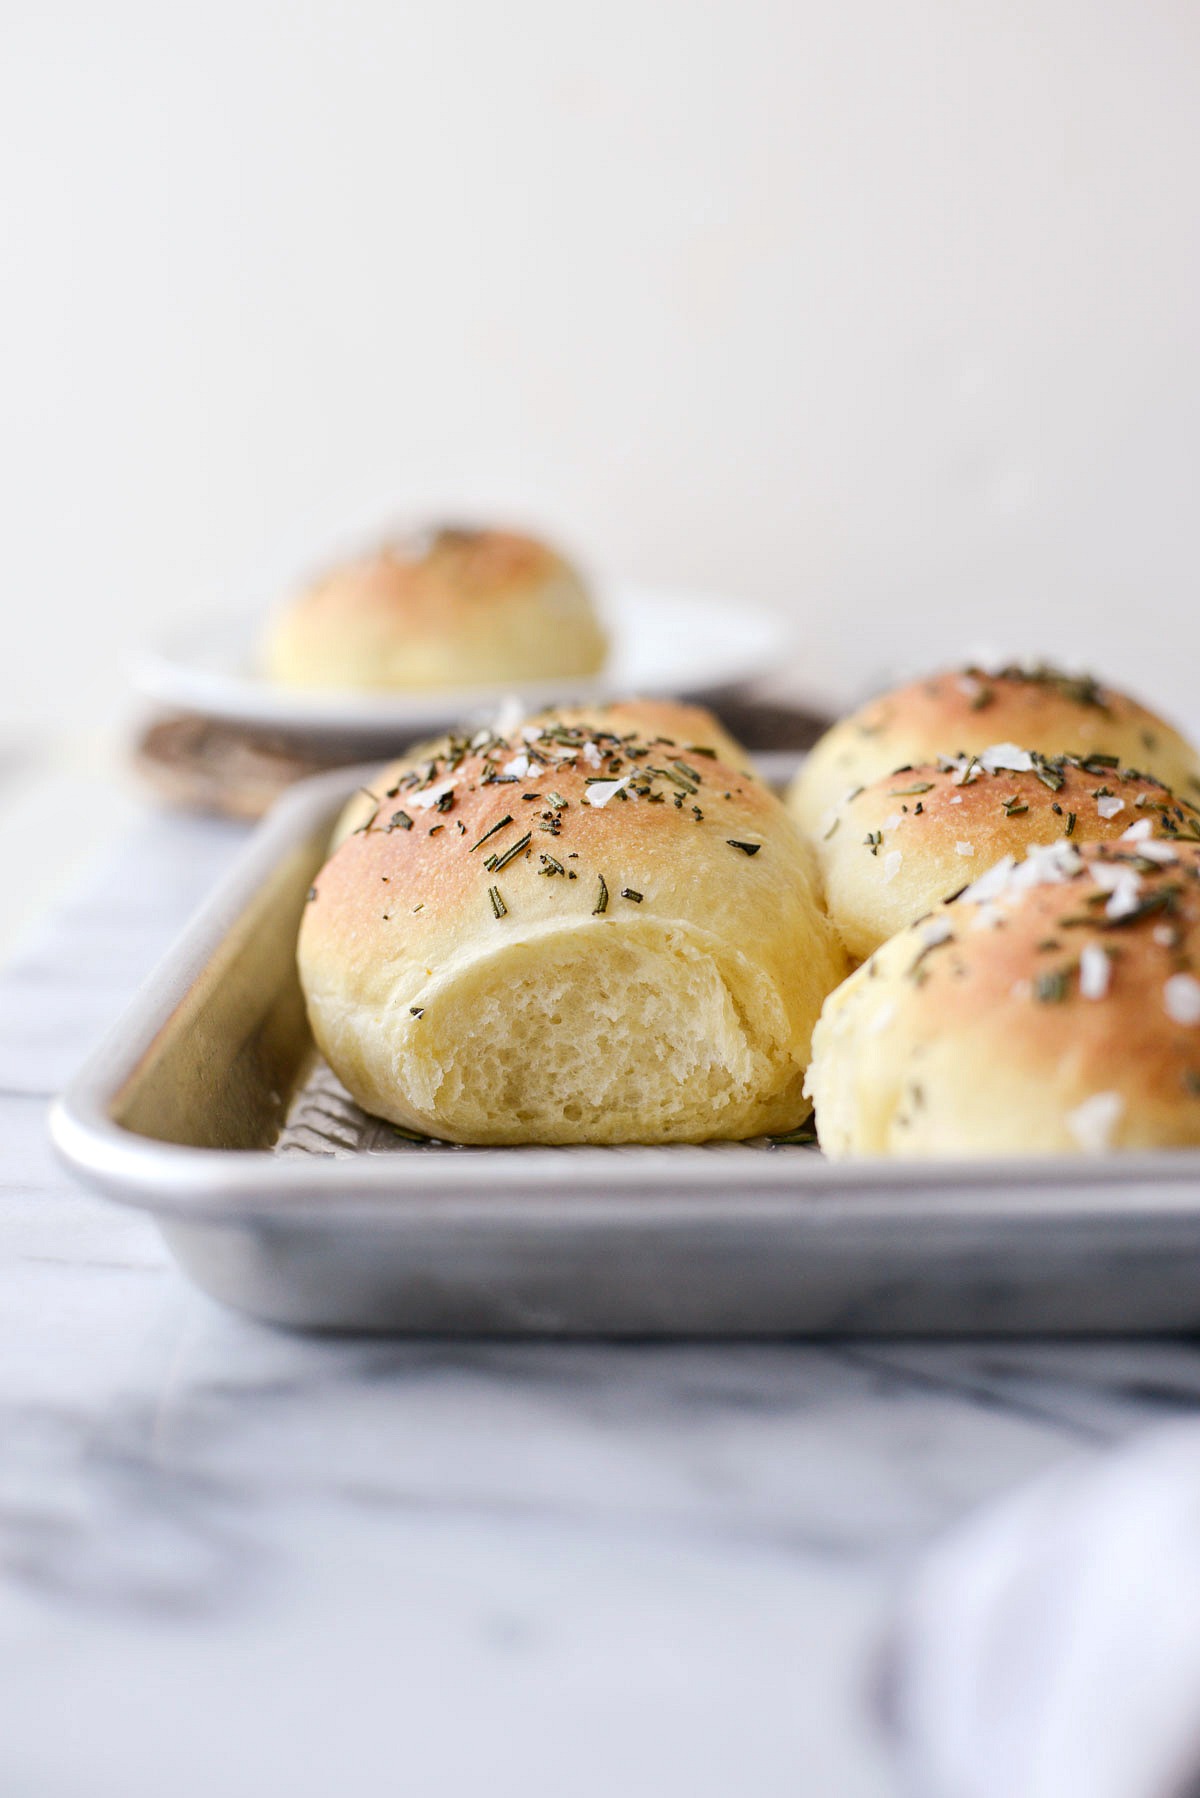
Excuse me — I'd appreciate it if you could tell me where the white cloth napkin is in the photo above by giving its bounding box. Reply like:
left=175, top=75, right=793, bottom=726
left=885, top=1424, right=1200, bottom=1798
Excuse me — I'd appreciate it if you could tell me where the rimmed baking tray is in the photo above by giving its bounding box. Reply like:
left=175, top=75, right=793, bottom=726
left=50, top=761, right=1200, bottom=1335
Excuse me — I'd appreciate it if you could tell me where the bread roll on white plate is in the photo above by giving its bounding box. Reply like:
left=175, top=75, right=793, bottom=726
left=299, top=699, right=846, bottom=1145
left=817, top=750, right=1198, bottom=961
left=807, top=835, right=1200, bottom=1158
left=790, top=663, right=1200, bottom=839
left=264, top=525, right=607, bottom=691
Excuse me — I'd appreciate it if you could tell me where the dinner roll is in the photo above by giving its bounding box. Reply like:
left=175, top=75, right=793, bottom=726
left=818, top=748, right=1198, bottom=961
left=790, top=664, right=1200, bottom=837
left=299, top=701, right=846, bottom=1145
left=807, top=834, right=1200, bottom=1158
left=264, top=525, right=607, bottom=690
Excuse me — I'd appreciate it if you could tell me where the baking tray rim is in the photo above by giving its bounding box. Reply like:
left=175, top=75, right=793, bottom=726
left=49, top=763, right=1200, bottom=1225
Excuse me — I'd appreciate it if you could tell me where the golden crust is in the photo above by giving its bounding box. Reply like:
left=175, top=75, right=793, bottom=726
left=789, top=664, right=1200, bottom=837
left=264, top=525, right=608, bottom=690
left=299, top=699, right=846, bottom=1144
left=818, top=753, right=1198, bottom=960
left=808, top=839, right=1200, bottom=1157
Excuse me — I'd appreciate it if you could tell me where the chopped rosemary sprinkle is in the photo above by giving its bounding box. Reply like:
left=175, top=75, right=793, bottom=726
left=409, top=1006, right=424, bottom=1018
left=1066, top=812, right=1077, bottom=836
left=487, top=885, right=507, bottom=919
left=727, top=840, right=762, bottom=856
left=686, top=744, right=717, bottom=758
left=863, top=831, right=882, bottom=856
left=1003, top=798, right=1029, bottom=817
left=490, top=831, right=532, bottom=872
left=1034, top=967, right=1071, bottom=1002
left=621, top=888, right=643, bottom=902
left=890, top=782, right=934, bottom=796
left=306, top=886, right=318, bottom=903
left=539, top=854, right=565, bottom=876
left=470, top=815, right=514, bottom=852
left=388, top=810, right=413, bottom=831
left=1033, top=760, right=1066, bottom=792
left=594, top=874, right=609, bottom=915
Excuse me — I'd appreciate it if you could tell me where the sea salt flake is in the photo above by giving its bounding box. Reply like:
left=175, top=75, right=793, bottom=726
left=950, top=794, right=964, bottom=805
left=408, top=779, right=457, bottom=811
left=1164, top=974, right=1200, bottom=1027
left=582, top=741, right=603, bottom=769
left=959, top=855, right=1018, bottom=906
left=882, top=850, right=903, bottom=884
left=921, top=919, right=954, bottom=948
left=868, top=1001, right=897, bottom=1035
left=883, top=813, right=903, bottom=831
left=1066, top=1091, right=1124, bottom=1153
left=1090, top=860, right=1144, bottom=918
left=1131, top=840, right=1177, bottom=864
left=583, top=777, right=630, bottom=809
left=1097, top=796, right=1126, bottom=820
left=1120, top=819, right=1153, bottom=842
left=1079, top=944, right=1111, bottom=1000
left=503, top=753, right=532, bottom=778
left=980, top=743, right=1035, bottom=773
left=955, top=841, right=975, bottom=857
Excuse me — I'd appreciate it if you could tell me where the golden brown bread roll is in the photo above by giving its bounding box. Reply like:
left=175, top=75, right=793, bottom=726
left=264, top=525, right=607, bottom=691
left=817, top=749, right=1199, bottom=961
left=807, top=834, right=1200, bottom=1157
left=789, top=664, right=1200, bottom=838
left=299, top=700, right=847, bottom=1144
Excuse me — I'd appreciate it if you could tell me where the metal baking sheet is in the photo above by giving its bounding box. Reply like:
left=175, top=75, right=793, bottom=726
left=50, top=760, right=1200, bottom=1335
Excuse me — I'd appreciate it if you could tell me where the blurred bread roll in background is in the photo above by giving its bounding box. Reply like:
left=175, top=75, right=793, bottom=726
left=807, top=835, right=1200, bottom=1158
left=300, top=698, right=845, bottom=1145
left=817, top=749, right=1199, bottom=961
left=789, top=664, right=1200, bottom=838
left=265, top=525, right=607, bottom=690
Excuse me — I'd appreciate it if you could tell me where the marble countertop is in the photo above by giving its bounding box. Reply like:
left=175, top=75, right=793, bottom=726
left=5, top=795, right=1200, bottom=1796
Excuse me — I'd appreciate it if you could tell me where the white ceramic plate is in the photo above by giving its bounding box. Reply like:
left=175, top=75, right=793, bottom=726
left=131, top=582, right=793, bottom=745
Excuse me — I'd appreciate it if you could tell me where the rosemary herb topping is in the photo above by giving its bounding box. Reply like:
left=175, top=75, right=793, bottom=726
left=594, top=874, right=609, bottom=915
left=487, top=885, right=507, bottom=919
left=489, top=831, right=532, bottom=872
left=470, top=815, right=514, bottom=852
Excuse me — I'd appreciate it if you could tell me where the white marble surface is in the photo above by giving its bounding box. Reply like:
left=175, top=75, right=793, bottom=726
left=6, top=800, right=1200, bottom=1795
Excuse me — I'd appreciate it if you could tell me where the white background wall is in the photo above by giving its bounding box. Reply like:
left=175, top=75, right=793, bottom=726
left=3, top=0, right=1199, bottom=736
